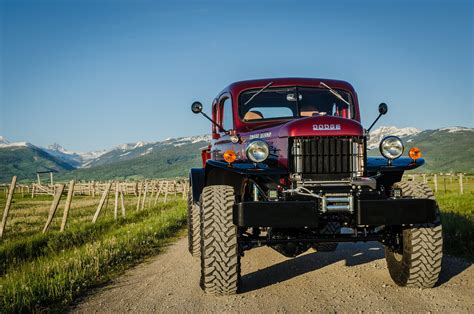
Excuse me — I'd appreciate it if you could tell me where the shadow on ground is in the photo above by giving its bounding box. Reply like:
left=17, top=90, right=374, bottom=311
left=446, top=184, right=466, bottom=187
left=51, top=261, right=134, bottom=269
left=240, top=242, right=384, bottom=292
left=240, top=241, right=472, bottom=293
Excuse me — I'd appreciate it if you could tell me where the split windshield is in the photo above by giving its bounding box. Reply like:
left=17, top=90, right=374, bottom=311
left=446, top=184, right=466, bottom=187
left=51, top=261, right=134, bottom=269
left=239, top=87, right=353, bottom=121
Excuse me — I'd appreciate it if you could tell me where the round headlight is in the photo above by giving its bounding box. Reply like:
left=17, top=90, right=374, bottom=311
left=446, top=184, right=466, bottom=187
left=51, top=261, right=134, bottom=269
left=246, top=140, right=269, bottom=163
left=379, top=136, right=404, bottom=159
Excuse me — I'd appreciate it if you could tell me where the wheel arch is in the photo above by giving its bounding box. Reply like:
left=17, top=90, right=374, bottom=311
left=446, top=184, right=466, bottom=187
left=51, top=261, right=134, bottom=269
left=189, top=168, right=205, bottom=204
left=204, top=162, right=245, bottom=198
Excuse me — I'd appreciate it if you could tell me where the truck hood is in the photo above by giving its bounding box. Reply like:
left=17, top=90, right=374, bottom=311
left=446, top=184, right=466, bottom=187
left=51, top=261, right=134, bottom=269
left=277, top=116, right=364, bottom=138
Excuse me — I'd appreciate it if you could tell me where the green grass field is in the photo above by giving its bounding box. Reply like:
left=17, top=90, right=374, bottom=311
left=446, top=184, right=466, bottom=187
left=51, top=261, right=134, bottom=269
left=421, top=175, right=473, bottom=261
left=0, top=193, right=187, bottom=312
left=0, top=176, right=472, bottom=311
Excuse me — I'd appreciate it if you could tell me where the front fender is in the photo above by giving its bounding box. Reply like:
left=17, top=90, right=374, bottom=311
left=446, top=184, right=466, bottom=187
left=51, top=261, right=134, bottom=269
left=205, top=160, right=288, bottom=198
left=189, top=168, right=205, bottom=203
left=367, top=156, right=424, bottom=173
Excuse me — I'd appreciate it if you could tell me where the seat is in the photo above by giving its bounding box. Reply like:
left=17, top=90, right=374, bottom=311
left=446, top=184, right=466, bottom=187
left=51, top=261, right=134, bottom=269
left=301, top=111, right=319, bottom=117
left=244, top=110, right=264, bottom=121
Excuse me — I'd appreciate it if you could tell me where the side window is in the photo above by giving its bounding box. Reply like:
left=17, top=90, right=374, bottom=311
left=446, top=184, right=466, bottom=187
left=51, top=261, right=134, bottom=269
left=221, top=97, right=233, bottom=130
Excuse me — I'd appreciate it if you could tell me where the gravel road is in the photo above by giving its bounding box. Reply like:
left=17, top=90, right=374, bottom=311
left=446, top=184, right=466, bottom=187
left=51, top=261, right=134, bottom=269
left=73, top=237, right=473, bottom=313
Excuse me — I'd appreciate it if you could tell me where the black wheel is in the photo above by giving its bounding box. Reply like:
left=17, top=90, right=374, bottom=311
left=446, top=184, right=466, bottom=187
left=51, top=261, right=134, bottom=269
left=200, top=185, right=240, bottom=295
left=312, top=222, right=340, bottom=252
left=187, top=184, right=200, bottom=257
left=384, top=181, right=443, bottom=288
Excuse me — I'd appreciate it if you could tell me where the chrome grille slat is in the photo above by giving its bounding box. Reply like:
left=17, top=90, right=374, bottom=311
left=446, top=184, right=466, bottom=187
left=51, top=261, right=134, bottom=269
left=289, top=136, right=365, bottom=180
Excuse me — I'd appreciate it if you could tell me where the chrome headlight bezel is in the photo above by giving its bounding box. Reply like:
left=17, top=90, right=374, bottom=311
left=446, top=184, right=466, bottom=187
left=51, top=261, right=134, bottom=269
left=379, top=136, right=404, bottom=160
left=246, top=140, right=269, bottom=163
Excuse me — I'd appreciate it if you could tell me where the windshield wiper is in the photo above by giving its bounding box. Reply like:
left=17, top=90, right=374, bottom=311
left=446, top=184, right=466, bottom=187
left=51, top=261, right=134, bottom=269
left=319, top=82, right=350, bottom=106
left=244, top=81, right=273, bottom=106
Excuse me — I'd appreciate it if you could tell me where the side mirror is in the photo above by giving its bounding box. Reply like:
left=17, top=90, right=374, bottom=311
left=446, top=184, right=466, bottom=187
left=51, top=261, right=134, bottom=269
left=191, top=101, right=202, bottom=114
left=191, top=101, right=203, bottom=114
left=190, top=101, right=228, bottom=133
left=378, top=103, right=388, bottom=115
left=367, top=102, right=389, bottom=133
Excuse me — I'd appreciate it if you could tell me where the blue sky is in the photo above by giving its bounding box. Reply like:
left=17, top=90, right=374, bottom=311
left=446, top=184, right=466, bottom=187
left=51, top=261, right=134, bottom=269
left=1, top=0, right=472, bottom=151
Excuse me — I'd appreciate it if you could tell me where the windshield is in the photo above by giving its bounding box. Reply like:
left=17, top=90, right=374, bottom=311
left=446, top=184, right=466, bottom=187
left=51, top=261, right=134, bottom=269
left=239, top=87, right=353, bottom=121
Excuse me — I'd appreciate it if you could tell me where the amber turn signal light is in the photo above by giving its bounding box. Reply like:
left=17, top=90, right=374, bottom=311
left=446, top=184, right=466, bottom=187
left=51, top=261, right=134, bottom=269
left=409, top=147, right=422, bottom=160
left=223, top=150, right=237, bottom=163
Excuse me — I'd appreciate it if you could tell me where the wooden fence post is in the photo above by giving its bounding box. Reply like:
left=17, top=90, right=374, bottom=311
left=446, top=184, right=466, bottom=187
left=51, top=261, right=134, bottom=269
left=136, top=182, right=142, bottom=211
left=182, top=182, right=187, bottom=200
left=0, top=176, right=17, bottom=238
left=105, top=184, right=109, bottom=210
left=154, top=181, right=162, bottom=205
left=434, top=174, right=438, bottom=193
left=459, top=173, right=464, bottom=195
left=43, top=184, right=65, bottom=233
left=163, top=181, right=169, bottom=203
left=60, top=180, right=75, bottom=232
left=120, top=184, right=126, bottom=218
left=141, top=181, right=148, bottom=210
left=92, top=182, right=112, bottom=223
left=147, top=181, right=156, bottom=208
left=114, top=181, right=119, bottom=220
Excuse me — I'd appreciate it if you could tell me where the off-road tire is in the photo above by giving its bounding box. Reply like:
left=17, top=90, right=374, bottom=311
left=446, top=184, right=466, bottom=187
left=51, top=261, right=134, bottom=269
left=384, top=181, right=443, bottom=288
left=200, top=185, right=241, bottom=295
left=187, top=185, right=200, bottom=257
left=312, top=222, right=340, bottom=252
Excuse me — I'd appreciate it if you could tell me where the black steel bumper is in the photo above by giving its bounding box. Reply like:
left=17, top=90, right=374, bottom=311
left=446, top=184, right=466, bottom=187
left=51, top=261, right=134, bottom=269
left=233, top=198, right=437, bottom=227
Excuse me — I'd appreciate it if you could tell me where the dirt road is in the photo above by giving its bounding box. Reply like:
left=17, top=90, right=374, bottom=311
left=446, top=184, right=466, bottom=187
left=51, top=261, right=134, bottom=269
left=73, top=237, right=473, bottom=313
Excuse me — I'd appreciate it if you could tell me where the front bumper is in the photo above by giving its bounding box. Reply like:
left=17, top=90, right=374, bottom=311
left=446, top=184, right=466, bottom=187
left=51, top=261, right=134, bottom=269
left=233, top=198, right=436, bottom=227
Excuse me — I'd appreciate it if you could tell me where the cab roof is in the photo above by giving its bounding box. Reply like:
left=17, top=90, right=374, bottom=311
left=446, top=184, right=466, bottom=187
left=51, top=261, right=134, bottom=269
left=222, top=77, right=357, bottom=97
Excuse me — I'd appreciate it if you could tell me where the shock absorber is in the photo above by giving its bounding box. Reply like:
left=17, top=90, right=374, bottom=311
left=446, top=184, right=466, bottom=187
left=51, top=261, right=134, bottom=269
left=253, top=183, right=259, bottom=201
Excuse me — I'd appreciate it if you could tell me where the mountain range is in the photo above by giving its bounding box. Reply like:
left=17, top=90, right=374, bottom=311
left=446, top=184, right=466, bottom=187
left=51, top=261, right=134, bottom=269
left=0, top=126, right=472, bottom=182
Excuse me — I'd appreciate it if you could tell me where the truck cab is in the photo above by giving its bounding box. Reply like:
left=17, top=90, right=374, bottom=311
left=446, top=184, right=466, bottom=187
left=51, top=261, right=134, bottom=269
left=188, top=78, right=442, bottom=295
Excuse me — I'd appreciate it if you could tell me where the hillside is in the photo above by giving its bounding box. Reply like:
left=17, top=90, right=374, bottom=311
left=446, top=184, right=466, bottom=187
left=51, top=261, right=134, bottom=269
left=0, top=143, right=75, bottom=182
left=399, top=127, right=474, bottom=173
left=367, top=126, right=474, bottom=173
left=55, top=139, right=208, bottom=181
left=1, top=126, right=473, bottom=183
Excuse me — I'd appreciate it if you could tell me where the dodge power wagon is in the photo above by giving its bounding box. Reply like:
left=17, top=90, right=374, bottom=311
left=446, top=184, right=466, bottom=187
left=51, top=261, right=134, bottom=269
left=188, top=78, right=442, bottom=295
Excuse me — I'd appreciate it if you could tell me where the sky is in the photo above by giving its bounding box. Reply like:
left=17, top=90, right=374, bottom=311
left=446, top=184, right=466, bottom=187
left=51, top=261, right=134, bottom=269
left=0, top=0, right=472, bottom=151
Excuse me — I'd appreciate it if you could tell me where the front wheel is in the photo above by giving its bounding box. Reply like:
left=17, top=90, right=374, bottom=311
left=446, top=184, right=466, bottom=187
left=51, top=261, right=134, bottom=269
left=200, top=185, right=241, bottom=295
left=384, top=182, right=443, bottom=288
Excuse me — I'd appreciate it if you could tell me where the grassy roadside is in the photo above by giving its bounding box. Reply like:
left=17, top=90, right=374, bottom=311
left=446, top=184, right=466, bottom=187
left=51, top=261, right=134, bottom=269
left=0, top=204, right=163, bottom=275
left=0, top=199, right=186, bottom=312
left=0, top=180, right=471, bottom=311
left=437, top=194, right=473, bottom=261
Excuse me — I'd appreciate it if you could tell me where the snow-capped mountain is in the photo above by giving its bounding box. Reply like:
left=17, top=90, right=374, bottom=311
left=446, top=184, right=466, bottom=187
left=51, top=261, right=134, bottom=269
left=44, top=143, right=107, bottom=168
left=0, top=136, right=35, bottom=149
left=2, top=127, right=473, bottom=182
left=368, top=126, right=422, bottom=150
left=83, top=135, right=211, bottom=168
left=438, top=126, right=473, bottom=133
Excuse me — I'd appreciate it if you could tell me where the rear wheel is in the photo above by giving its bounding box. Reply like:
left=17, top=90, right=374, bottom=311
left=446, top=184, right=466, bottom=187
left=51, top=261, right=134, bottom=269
left=200, top=185, right=241, bottom=295
left=384, top=181, right=443, bottom=288
left=187, top=184, right=200, bottom=257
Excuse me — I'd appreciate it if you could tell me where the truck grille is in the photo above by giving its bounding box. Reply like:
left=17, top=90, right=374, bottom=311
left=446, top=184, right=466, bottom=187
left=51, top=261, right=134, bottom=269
left=289, top=136, right=365, bottom=180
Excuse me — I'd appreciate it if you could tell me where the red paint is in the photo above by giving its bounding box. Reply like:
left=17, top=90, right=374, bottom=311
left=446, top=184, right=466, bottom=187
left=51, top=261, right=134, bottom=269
left=201, top=145, right=211, bottom=167
left=217, top=77, right=361, bottom=133
left=208, top=77, right=363, bottom=168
